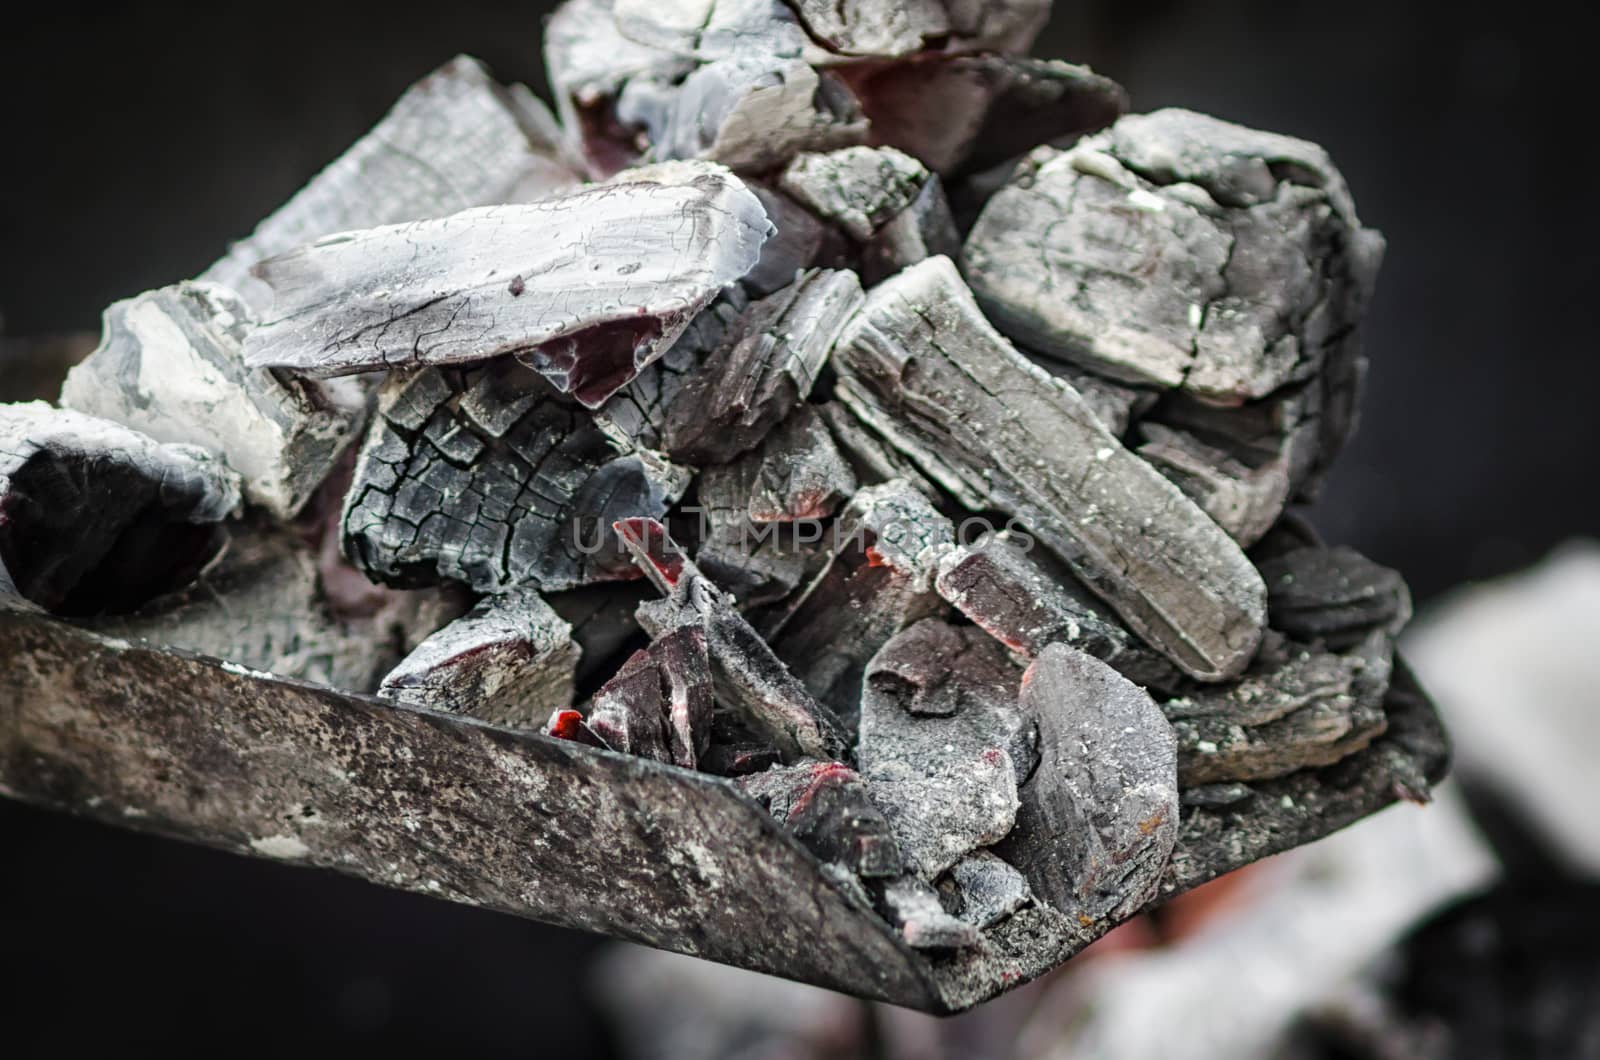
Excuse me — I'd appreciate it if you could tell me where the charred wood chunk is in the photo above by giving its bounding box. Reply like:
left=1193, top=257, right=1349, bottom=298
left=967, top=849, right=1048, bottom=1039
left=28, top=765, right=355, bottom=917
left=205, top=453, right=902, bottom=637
left=60, top=282, right=362, bottom=520
left=738, top=760, right=903, bottom=879
left=1026, top=358, right=1157, bottom=439
left=616, top=518, right=850, bottom=762
left=242, top=163, right=771, bottom=407
left=768, top=480, right=954, bottom=717
left=1164, top=631, right=1393, bottom=785
left=657, top=269, right=863, bottom=464
left=878, top=875, right=980, bottom=950
left=832, top=255, right=1267, bottom=681
left=342, top=361, right=685, bottom=594
left=1258, top=545, right=1413, bottom=649
left=203, top=55, right=579, bottom=309
left=940, top=850, right=1032, bottom=930
left=586, top=625, right=715, bottom=768
left=935, top=531, right=1181, bottom=692
left=1136, top=422, right=1289, bottom=548
left=857, top=621, right=1030, bottom=879
left=963, top=110, right=1387, bottom=410
left=778, top=147, right=959, bottom=282
left=859, top=620, right=1036, bottom=786
left=815, top=401, right=945, bottom=502
left=695, top=405, right=855, bottom=606
left=993, top=643, right=1179, bottom=923
left=377, top=588, right=580, bottom=730
left=846, top=55, right=1126, bottom=177
left=87, top=520, right=460, bottom=693
left=0, top=402, right=241, bottom=616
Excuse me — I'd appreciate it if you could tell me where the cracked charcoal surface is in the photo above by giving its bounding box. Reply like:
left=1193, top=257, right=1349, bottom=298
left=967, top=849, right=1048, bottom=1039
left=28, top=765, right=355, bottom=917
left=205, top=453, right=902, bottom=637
left=342, top=360, right=684, bottom=594
left=203, top=56, right=580, bottom=309
left=832, top=255, right=1267, bottom=681
left=994, top=643, right=1179, bottom=923
left=377, top=587, right=579, bottom=730
left=0, top=402, right=241, bottom=615
left=242, top=163, right=771, bottom=406
left=738, top=760, right=903, bottom=879
left=61, top=281, right=362, bottom=520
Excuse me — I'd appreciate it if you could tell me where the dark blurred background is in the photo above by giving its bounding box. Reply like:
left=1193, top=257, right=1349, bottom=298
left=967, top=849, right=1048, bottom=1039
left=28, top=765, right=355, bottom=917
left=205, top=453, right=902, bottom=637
left=2, top=1, right=1596, bottom=1055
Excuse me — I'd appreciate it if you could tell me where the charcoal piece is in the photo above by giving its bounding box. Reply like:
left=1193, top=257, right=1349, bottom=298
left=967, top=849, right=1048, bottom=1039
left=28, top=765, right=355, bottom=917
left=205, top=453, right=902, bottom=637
left=846, top=55, right=1126, bottom=176
left=657, top=269, right=863, bottom=464
left=587, top=626, right=715, bottom=768
left=242, top=163, right=771, bottom=407
left=778, top=146, right=928, bottom=242
left=546, top=708, right=610, bottom=749
left=743, top=185, right=840, bottom=296
left=342, top=360, right=686, bottom=594
left=376, top=588, right=579, bottom=730
left=942, top=851, right=1032, bottom=929
left=994, top=643, right=1179, bottom=923
left=738, top=760, right=902, bottom=878
left=202, top=56, right=579, bottom=308
left=934, top=531, right=1181, bottom=692
left=1137, top=421, right=1289, bottom=548
left=815, top=401, right=944, bottom=501
left=962, top=110, right=1386, bottom=408
left=620, top=55, right=867, bottom=173
left=611, top=0, right=821, bottom=61
left=865, top=746, right=1018, bottom=880
left=767, top=480, right=954, bottom=715
left=1166, top=634, right=1391, bottom=785
left=545, top=581, right=651, bottom=688
left=787, top=0, right=1048, bottom=57
left=60, top=282, right=362, bottom=520
left=616, top=518, right=850, bottom=761
left=695, top=406, right=855, bottom=606
left=859, top=175, right=962, bottom=284
left=832, top=256, right=1267, bottom=681
left=878, top=876, right=980, bottom=950
left=87, top=520, right=459, bottom=693
left=0, top=402, right=241, bottom=616
left=1258, top=545, right=1413, bottom=649
left=858, top=620, right=1037, bottom=789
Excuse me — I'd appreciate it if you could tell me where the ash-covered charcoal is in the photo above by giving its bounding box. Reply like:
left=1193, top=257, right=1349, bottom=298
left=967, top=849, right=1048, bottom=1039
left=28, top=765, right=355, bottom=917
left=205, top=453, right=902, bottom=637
left=1026, top=359, right=1156, bottom=439
left=657, top=269, right=864, bottom=465
left=940, top=850, right=1033, bottom=929
left=865, top=747, right=1018, bottom=881
left=738, top=760, right=903, bottom=879
left=814, top=401, right=945, bottom=501
left=0, top=402, right=241, bottom=615
left=342, top=361, right=686, bottom=594
left=616, top=517, right=851, bottom=761
left=1258, top=545, right=1413, bottom=649
left=832, top=255, right=1267, bottom=681
left=858, top=620, right=1038, bottom=789
left=695, top=405, right=856, bottom=606
left=962, top=109, right=1386, bottom=409
left=204, top=56, right=579, bottom=309
left=1135, top=421, right=1291, bottom=548
left=60, top=282, right=362, bottom=520
left=1164, top=632, right=1391, bottom=785
left=87, top=520, right=460, bottom=692
left=777, top=146, right=959, bottom=281
left=935, top=531, right=1181, bottom=692
left=994, top=643, right=1179, bottom=924
left=377, top=588, right=579, bottom=730
left=846, top=55, right=1126, bottom=177
left=767, top=480, right=954, bottom=716
left=586, top=625, right=715, bottom=768
left=242, top=163, right=771, bottom=407
left=878, top=875, right=980, bottom=950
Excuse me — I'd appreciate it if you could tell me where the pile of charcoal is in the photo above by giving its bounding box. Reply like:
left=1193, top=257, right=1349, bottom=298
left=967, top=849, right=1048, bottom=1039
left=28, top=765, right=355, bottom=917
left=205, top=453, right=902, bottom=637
left=0, top=0, right=1418, bottom=953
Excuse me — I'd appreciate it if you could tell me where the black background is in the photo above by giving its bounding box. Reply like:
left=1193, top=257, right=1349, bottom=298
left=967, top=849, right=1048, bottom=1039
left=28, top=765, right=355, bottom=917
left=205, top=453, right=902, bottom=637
left=3, top=1, right=1596, bottom=1055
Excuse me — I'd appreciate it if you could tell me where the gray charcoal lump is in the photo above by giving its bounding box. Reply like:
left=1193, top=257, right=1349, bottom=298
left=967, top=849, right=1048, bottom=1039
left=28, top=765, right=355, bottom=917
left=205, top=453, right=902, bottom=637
left=8, top=0, right=1440, bottom=985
